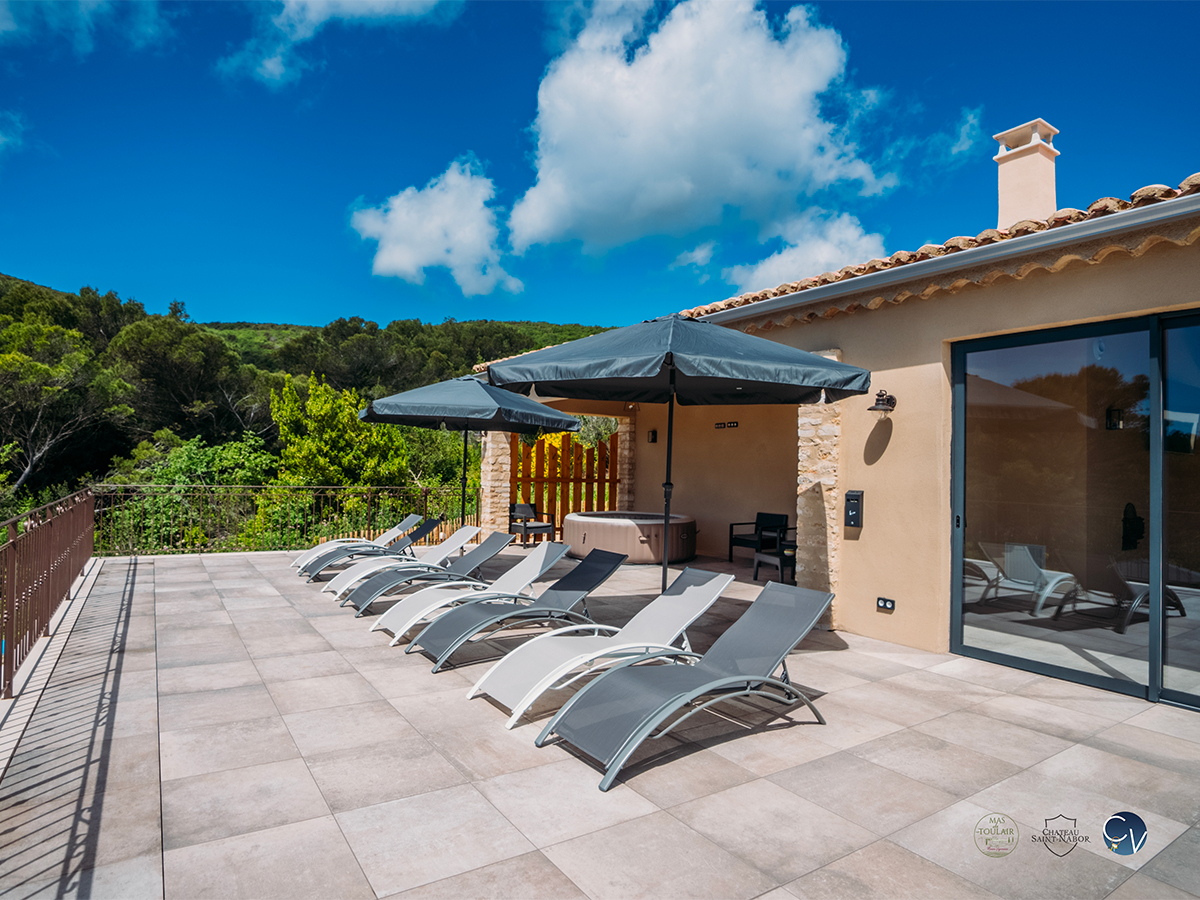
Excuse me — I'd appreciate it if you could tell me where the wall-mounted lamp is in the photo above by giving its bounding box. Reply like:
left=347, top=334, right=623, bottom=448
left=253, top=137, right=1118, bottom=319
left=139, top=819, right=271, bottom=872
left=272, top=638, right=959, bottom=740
left=868, top=390, right=897, bottom=420
left=625, top=402, right=640, bottom=411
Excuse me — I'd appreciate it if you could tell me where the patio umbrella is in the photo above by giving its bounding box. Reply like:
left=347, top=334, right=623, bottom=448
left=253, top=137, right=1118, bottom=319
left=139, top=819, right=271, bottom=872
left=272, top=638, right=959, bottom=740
left=360, top=375, right=581, bottom=527
left=486, top=313, right=872, bottom=589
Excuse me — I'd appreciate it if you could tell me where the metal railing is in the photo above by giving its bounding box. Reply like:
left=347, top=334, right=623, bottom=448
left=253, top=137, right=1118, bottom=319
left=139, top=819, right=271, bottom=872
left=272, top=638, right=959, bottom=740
left=91, top=484, right=480, bottom=557
left=2, top=489, right=95, bottom=698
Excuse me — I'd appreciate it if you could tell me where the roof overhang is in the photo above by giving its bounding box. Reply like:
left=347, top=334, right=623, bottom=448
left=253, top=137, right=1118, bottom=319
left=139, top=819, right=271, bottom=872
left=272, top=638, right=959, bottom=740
left=700, top=192, right=1200, bottom=326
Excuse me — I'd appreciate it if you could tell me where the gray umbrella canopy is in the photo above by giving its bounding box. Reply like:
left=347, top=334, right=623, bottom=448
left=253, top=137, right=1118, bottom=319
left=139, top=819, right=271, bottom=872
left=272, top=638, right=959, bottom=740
left=488, top=314, right=871, bottom=588
left=360, top=376, right=580, bottom=525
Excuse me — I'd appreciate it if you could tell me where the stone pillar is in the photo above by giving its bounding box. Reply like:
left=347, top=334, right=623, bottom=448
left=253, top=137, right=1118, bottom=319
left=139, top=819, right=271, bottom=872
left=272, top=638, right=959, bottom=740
left=479, top=431, right=513, bottom=536
left=794, top=351, right=844, bottom=628
left=616, top=412, right=636, bottom=510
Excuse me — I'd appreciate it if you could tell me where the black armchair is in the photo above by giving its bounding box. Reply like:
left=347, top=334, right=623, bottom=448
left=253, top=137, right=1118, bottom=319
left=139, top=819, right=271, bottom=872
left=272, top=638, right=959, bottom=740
left=728, top=512, right=790, bottom=562
left=509, top=503, right=556, bottom=547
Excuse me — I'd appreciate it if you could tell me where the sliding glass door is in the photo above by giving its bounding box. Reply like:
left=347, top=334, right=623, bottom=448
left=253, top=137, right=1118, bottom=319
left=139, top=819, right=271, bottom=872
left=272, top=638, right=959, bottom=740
left=1162, top=317, right=1200, bottom=707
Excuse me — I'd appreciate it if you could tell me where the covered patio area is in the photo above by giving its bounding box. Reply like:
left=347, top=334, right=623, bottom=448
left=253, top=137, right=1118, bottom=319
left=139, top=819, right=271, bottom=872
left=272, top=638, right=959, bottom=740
left=1, top=547, right=1198, bottom=899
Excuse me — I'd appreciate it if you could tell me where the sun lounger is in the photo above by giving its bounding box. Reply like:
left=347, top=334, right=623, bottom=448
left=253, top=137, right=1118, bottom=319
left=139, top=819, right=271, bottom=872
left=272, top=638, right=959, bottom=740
left=535, top=581, right=833, bottom=791
left=291, top=514, right=422, bottom=569
left=342, top=532, right=516, bottom=616
left=299, top=518, right=442, bottom=580
left=368, top=541, right=572, bottom=639
left=321, top=526, right=479, bottom=598
left=978, top=541, right=1076, bottom=616
left=467, top=567, right=734, bottom=729
left=1053, top=550, right=1188, bottom=634
left=407, top=549, right=628, bottom=672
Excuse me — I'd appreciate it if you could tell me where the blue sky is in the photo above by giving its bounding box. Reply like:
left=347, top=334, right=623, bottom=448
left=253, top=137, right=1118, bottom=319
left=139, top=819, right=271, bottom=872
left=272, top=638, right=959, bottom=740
left=1, top=1, right=1196, bottom=328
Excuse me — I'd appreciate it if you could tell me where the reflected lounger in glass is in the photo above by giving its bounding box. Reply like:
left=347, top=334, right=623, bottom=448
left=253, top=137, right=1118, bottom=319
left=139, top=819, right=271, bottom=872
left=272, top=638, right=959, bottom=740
left=467, top=567, right=735, bottom=729
left=978, top=542, right=1077, bottom=616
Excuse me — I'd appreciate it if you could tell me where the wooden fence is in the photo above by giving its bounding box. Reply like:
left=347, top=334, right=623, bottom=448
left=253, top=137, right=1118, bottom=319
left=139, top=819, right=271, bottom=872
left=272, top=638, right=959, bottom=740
left=511, top=433, right=619, bottom=540
left=2, top=490, right=95, bottom=699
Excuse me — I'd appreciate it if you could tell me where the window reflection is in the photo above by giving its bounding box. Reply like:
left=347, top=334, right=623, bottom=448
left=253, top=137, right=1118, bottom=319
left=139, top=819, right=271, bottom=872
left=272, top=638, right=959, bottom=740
left=962, top=331, right=1150, bottom=685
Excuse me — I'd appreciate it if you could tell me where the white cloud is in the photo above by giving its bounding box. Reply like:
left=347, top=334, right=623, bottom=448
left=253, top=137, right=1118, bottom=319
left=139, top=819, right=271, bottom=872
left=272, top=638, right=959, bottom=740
left=948, top=106, right=983, bottom=157
left=351, top=158, right=522, bottom=297
left=220, top=0, right=448, bottom=86
left=509, top=0, right=888, bottom=253
left=0, top=1, right=170, bottom=54
left=0, top=110, right=25, bottom=159
left=670, top=241, right=715, bottom=269
left=722, top=209, right=885, bottom=294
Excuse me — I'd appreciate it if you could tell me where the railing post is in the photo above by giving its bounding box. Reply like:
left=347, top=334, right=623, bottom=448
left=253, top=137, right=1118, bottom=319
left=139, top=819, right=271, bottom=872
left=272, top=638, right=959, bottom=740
left=3, top=523, right=16, bottom=699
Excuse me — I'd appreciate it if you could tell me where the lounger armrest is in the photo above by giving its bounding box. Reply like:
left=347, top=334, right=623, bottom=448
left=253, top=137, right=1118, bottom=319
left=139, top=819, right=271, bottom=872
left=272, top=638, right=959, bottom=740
left=516, top=623, right=621, bottom=647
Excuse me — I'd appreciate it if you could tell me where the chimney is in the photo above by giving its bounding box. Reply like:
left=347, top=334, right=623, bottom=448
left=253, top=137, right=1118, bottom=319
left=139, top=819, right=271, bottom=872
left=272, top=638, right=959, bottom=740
left=993, top=118, right=1059, bottom=229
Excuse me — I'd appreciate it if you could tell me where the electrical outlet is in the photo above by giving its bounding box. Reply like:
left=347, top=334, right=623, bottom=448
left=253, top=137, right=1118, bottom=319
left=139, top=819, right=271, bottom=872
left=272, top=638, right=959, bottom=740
left=876, top=597, right=896, bottom=613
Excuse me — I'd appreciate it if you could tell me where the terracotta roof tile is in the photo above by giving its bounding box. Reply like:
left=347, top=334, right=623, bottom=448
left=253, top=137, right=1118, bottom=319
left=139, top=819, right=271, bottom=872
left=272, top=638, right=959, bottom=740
left=679, top=172, right=1200, bottom=323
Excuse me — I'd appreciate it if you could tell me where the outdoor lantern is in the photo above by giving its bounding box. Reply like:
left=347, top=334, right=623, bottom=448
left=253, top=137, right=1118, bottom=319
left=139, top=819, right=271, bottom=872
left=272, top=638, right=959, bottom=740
left=868, top=390, right=898, bottom=420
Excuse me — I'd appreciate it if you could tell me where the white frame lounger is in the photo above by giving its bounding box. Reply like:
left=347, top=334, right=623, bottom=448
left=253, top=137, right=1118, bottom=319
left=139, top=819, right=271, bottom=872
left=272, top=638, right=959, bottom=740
left=321, top=526, right=480, bottom=597
left=467, top=567, right=734, bottom=729
left=369, top=541, right=571, bottom=645
left=291, top=514, right=421, bottom=568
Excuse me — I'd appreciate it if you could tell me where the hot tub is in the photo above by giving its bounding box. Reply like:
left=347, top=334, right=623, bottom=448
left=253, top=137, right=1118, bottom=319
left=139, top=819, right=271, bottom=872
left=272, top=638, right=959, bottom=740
left=561, top=511, right=697, bottom=565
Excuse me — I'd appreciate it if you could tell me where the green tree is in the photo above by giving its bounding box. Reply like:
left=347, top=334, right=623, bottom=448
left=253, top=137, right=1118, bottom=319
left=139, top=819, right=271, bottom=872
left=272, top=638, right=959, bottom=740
left=107, top=429, right=277, bottom=486
left=0, top=319, right=131, bottom=493
left=271, top=377, right=408, bottom=486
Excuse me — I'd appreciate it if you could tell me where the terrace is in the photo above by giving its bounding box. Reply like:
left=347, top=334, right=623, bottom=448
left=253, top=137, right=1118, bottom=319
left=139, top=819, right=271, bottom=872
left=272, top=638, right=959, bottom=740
left=1, top=545, right=1198, bottom=900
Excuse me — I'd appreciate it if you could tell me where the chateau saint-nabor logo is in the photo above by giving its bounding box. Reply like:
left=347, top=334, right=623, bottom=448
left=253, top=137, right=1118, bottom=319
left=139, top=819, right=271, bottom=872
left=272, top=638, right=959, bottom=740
left=1104, top=812, right=1149, bottom=856
left=974, top=813, right=1019, bottom=857
left=1032, top=815, right=1091, bottom=857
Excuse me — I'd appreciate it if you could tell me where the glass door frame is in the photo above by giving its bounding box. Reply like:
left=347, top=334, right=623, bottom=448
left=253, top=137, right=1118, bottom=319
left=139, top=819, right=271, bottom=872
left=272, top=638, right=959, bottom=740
left=950, top=314, right=1166, bottom=702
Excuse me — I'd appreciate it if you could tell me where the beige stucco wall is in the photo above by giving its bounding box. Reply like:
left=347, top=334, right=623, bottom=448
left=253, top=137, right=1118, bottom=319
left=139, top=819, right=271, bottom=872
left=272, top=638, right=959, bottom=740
left=688, top=240, right=1200, bottom=653
left=632, top=403, right=799, bottom=560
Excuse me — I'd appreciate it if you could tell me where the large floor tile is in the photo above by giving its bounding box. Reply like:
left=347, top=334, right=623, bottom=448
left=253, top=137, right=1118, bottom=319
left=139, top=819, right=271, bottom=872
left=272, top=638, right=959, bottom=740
left=671, top=779, right=876, bottom=883
left=282, top=700, right=417, bottom=756
left=972, top=694, right=1116, bottom=742
left=161, top=758, right=330, bottom=850
left=544, top=810, right=776, bottom=900
left=478, top=758, right=657, bottom=847
left=1105, top=872, right=1200, bottom=900
left=158, top=683, right=279, bottom=732
left=926, top=656, right=1046, bottom=693
left=1124, top=704, right=1200, bottom=745
left=336, top=784, right=533, bottom=896
left=770, top=752, right=957, bottom=835
left=618, top=740, right=757, bottom=808
left=265, top=672, right=383, bottom=714
left=160, top=716, right=299, bottom=780
left=783, top=838, right=1003, bottom=900
left=850, top=729, right=1022, bottom=797
left=1141, top=826, right=1200, bottom=896
left=912, top=708, right=1074, bottom=768
left=303, top=735, right=466, bottom=814
left=394, top=851, right=586, bottom=900
left=253, top=650, right=355, bottom=683
left=163, top=815, right=373, bottom=900
left=156, top=660, right=262, bottom=695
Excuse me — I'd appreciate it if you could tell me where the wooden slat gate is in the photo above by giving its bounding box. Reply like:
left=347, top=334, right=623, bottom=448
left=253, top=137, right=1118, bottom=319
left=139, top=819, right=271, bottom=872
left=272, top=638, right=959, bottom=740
left=511, top=433, right=619, bottom=541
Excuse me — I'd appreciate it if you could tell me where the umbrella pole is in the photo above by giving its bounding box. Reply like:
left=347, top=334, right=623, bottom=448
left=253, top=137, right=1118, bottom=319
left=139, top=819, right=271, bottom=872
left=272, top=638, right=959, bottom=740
left=662, top=373, right=676, bottom=592
left=460, top=429, right=469, bottom=529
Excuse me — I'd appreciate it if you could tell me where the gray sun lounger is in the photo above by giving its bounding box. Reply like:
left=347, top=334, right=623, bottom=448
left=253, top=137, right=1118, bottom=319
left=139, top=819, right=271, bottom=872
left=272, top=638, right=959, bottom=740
left=535, top=581, right=833, bottom=791
left=343, top=532, right=516, bottom=616
left=407, top=549, right=628, bottom=672
left=300, top=518, right=441, bottom=580
left=291, top=514, right=422, bottom=569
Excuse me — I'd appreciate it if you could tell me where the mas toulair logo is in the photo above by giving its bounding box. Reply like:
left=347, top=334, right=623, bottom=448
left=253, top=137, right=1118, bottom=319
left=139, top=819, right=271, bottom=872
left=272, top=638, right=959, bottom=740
left=974, top=813, right=1019, bottom=857
left=1032, top=815, right=1090, bottom=856
left=1103, top=812, right=1148, bottom=856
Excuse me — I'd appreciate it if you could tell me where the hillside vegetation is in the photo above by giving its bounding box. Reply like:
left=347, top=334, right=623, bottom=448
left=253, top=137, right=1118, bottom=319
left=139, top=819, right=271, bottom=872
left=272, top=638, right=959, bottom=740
left=0, top=271, right=609, bottom=512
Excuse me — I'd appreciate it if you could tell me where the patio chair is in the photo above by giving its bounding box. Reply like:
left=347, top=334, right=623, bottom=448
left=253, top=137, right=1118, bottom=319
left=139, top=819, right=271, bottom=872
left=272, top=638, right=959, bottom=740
left=535, top=581, right=833, bottom=791
left=368, top=540, right=572, bottom=639
left=408, top=549, right=628, bottom=672
left=299, top=518, right=442, bottom=580
left=291, top=514, right=422, bottom=569
left=509, top=503, right=556, bottom=547
left=977, top=541, right=1076, bottom=616
left=341, top=532, right=515, bottom=616
left=728, top=512, right=790, bottom=562
left=1053, top=550, right=1187, bottom=634
left=320, top=526, right=480, bottom=598
left=467, top=567, right=735, bottom=729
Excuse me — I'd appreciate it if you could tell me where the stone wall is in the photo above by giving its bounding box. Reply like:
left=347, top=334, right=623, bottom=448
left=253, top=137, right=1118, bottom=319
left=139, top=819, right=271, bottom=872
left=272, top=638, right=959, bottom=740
left=616, top=411, right=636, bottom=510
left=479, top=430, right=514, bottom=537
left=794, top=351, right=844, bottom=627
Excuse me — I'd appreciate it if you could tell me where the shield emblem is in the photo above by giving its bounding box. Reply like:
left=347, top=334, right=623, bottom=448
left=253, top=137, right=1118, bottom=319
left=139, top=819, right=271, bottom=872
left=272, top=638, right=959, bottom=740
left=1044, top=815, right=1078, bottom=857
